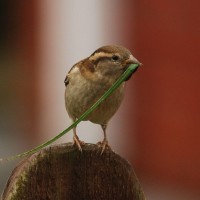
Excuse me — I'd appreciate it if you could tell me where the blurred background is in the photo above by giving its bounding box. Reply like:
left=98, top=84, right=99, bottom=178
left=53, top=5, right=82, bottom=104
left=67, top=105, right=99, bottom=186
left=1, top=0, right=200, bottom=199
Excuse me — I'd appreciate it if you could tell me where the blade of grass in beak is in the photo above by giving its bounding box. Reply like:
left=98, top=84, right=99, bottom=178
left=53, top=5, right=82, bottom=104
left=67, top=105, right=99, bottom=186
left=0, top=63, right=139, bottom=162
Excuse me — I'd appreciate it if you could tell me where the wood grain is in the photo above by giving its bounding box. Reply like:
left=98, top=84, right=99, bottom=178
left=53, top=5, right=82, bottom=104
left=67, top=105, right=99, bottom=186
left=2, top=143, right=145, bottom=200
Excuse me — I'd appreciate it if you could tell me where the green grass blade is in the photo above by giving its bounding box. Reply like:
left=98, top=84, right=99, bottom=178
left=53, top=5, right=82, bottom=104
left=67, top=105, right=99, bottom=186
left=0, top=64, right=139, bottom=162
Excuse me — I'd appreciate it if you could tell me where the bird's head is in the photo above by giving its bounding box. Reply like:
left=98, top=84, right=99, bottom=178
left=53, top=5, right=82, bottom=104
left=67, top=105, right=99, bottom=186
left=89, top=45, right=141, bottom=82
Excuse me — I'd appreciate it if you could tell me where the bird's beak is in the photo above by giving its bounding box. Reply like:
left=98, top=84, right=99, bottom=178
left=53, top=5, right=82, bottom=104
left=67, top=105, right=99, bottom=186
left=123, top=56, right=142, bottom=81
left=125, top=55, right=142, bottom=67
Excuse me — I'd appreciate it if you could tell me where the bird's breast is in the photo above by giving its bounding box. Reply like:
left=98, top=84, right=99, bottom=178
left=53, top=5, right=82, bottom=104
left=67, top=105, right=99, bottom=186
left=65, top=74, right=125, bottom=124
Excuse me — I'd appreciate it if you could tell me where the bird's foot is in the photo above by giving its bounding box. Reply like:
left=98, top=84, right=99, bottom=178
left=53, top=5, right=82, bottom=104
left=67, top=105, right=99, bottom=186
left=73, top=135, right=85, bottom=152
left=97, top=139, right=110, bottom=155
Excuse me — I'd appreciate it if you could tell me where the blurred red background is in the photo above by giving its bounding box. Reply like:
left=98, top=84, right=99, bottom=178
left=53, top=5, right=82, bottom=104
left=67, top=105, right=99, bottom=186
left=1, top=1, right=200, bottom=199
left=123, top=0, right=200, bottom=192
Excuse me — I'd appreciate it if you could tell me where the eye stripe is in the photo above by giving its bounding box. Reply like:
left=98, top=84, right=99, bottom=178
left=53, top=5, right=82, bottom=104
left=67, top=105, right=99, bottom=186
left=89, top=52, right=120, bottom=63
left=90, top=52, right=113, bottom=60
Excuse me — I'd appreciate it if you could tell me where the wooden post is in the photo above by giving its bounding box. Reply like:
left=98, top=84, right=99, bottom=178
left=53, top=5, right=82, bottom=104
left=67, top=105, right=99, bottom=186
left=1, top=143, right=146, bottom=200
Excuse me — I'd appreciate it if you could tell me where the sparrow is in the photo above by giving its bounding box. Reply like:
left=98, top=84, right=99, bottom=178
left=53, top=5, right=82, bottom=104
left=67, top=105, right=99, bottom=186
left=64, top=45, right=141, bottom=153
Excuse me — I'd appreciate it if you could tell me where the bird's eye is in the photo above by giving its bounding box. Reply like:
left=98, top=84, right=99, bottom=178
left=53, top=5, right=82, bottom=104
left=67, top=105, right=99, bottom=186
left=111, top=55, right=119, bottom=61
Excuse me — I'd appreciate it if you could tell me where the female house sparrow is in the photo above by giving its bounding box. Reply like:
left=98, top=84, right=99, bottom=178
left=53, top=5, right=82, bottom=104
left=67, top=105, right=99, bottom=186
left=64, top=45, right=141, bottom=153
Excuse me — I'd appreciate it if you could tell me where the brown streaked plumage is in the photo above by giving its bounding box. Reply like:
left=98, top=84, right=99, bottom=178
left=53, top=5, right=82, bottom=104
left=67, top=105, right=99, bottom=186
left=64, top=45, right=141, bottom=153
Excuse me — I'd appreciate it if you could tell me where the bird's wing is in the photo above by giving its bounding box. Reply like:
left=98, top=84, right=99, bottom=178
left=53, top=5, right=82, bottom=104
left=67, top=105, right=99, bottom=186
left=64, top=74, right=69, bottom=86
left=64, top=62, right=80, bottom=87
left=64, top=58, right=95, bottom=86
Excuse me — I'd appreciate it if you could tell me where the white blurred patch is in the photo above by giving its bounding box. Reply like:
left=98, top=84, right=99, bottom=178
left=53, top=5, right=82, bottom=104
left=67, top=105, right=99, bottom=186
left=37, top=0, right=126, bottom=152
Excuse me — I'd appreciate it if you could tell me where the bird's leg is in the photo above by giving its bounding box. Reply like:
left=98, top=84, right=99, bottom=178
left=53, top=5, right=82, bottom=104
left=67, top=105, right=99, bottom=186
left=73, top=126, right=84, bottom=152
left=97, top=124, right=110, bottom=154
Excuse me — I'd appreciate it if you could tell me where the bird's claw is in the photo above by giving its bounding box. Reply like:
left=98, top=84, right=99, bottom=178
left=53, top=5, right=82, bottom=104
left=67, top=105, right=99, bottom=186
left=73, top=135, right=85, bottom=152
left=97, top=139, right=110, bottom=155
